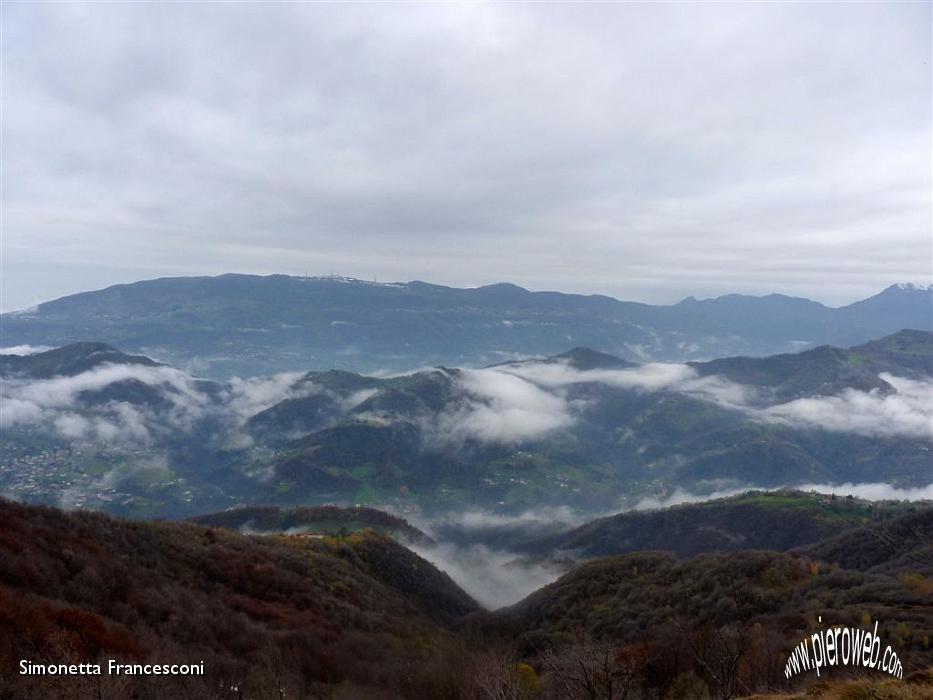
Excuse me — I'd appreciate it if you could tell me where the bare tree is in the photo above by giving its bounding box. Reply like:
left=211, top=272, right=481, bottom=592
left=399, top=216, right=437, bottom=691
left=538, top=637, right=643, bottom=700
left=674, top=574, right=753, bottom=700
left=470, top=648, right=540, bottom=700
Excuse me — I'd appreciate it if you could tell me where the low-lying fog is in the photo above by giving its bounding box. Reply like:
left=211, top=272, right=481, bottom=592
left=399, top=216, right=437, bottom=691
left=409, top=482, right=933, bottom=610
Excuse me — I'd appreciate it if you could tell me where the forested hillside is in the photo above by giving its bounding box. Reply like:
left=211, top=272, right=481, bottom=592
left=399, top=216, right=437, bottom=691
left=0, top=499, right=477, bottom=699
left=521, top=491, right=924, bottom=559
left=1, top=499, right=931, bottom=699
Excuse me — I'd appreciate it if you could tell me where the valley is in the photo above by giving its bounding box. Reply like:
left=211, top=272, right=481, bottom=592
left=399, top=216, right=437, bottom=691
left=0, top=494, right=930, bottom=699
left=7, top=2, right=930, bottom=696
left=2, top=286, right=931, bottom=699
left=2, top=331, right=931, bottom=520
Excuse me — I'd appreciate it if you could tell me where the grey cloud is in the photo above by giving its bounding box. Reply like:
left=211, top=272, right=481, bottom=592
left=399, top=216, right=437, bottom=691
left=425, top=368, right=576, bottom=446
left=5, top=355, right=929, bottom=451
left=793, top=482, right=933, bottom=501
left=220, top=372, right=346, bottom=448
left=503, top=361, right=932, bottom=439
left=631, top=483, right=933, bottom=510
left=422, top=489, right=757, bottom=534
left=1, top=396, right=45, bottom=426
left=0, top=363, right=215, bottom=442
left=426, top=361, right=751, bottom=446
left=408, top=540, right=566, bottom=610
left=411, top=480, right=933, bottom=608
left=427, top=359, right=751, bottom=446
left=0, top=362, right=299, bottom=446
left=502, top=361, right=754, bottom=407
left=0, top=345, right=55, bottom=355
left=423, top=481, right=933, bottom=545
left=0, top=357, right=339, bottom=456
left=429, top=505, right=581, bottom=532
left=417, top=360, right=931, bottom=446
left=222, top=372, right=311, bottom=424
left=2, top=3, right=930, bottom=310
left=759, top=374, right=933, bottom=439
left=341, top=388, right=379, bottom=411
left=631, top=487, right=760, bottom=511
left=50, top=408, right=150, bottom=443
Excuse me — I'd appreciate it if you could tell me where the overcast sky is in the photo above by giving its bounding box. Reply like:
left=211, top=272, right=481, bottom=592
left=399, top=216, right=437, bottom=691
left=2, top=2, right=930, bottom=311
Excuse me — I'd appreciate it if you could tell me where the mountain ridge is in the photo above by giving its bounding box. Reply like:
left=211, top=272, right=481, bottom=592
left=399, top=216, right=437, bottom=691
left=516, top=489, right=928, bottom=560
left=3, top=274, right=930, bottom=377
left=2, top=330, right=930, bottom=518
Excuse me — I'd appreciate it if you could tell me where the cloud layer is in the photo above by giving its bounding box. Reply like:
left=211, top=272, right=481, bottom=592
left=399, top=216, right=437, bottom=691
left=761, top=374, right=933, bottom=439
left=432, top=369, right=576, bottom=445
left=0, top=363, right=313, bottom=447
left=5, top=352, right=931, bottom=452
left=409, top=540, right=565, bottom=610
left=412, top=481, right=933, bottom=609
left=3, top=3, right=930, bottom=310
left=0, top=345, right=55, bottom=356
left=432, top=361, right=933, bottom=443
left=1, top=364, right=208, bottom=441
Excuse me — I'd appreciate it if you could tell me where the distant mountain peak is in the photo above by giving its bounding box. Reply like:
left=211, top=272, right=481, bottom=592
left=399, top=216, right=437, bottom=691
left=679, top=291, right=827, bottom=308
left=840, top=283, right=933, bottom=316
left=891, top=282, right=933, bottom=293
left=473, top=282, right=531, bottom=296
left=0, top=341, right=160, bottom=378
left=293, top=274, right=408, bottom=288
left=553, top=347, right=635, bottom=370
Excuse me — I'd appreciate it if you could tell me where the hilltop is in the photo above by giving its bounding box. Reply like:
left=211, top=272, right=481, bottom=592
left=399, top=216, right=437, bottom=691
left=190, top=504, right=431, bottom=543
left=519, top=490, right=927, bottom=560
left=0, top=498, right=478, bottom=699
left=499, top=508, right=933, bottom=696
left=0, top=342, right=160, bottom=379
